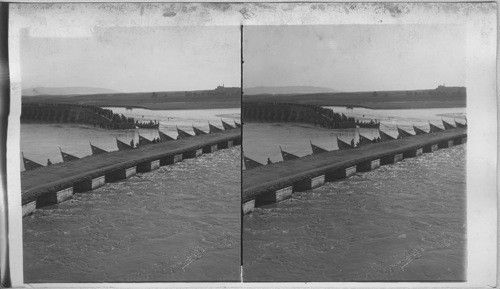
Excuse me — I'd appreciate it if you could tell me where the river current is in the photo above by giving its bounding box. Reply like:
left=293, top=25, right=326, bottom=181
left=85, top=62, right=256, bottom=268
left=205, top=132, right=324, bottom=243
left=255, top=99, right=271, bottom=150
left=22, top=108, right=241, bottom=282
left=242, top=107, right=466, bottom=281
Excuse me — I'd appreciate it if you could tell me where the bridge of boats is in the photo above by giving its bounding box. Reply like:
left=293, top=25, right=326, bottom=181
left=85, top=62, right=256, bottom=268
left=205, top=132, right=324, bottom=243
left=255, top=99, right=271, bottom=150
left=21, top=121, right=241, bottom=217
left=242, top=120, right=467, bottom=215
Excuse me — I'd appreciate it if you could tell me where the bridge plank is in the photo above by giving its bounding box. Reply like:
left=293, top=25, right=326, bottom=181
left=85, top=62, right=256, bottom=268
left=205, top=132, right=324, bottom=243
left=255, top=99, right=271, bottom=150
left=21, top=130, right=240, bottom=204
left=243, top=128, right=466, bottom=202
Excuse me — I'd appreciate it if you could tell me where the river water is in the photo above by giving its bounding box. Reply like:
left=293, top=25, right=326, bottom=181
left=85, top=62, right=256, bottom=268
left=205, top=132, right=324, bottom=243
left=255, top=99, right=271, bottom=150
left=242, top=106, right=466, bottom=281
left=21, top=108, right=241, bottom=282
left=21, top=107, right=240, bottom=169
left=242, top=107, right=465, bottom=164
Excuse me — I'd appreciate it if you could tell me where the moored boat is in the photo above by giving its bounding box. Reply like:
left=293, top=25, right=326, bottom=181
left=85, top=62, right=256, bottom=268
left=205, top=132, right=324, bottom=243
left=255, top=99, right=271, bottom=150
left=89, top=141, right=108, bottom=155
left=280, top=146, right=300, bottom=161
left=22, top=152, right=44, bottom=171
left=378, top=130, right=396, bottom=141
left=310, top=141, right=328, bottom=155
left=442, top=119, right=455, bottom=130
left=336, top=137, right=354, bottom=150
left=397, top=126, right=413, bottom=139
left=244, top=156, right=264, bottom=170
left=222, top=120, right=235, bottom=130
left=176, top=127, right=193, bottom=139
left=116, top=138, right=134, bottom=150
left=413, top=125, right=428, bottom=135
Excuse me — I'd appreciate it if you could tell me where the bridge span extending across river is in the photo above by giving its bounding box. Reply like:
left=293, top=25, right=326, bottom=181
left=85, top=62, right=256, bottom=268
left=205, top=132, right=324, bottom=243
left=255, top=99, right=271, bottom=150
left=21, top=130, right=241, bottom=217
left=242, top=127, right=467, bottom=214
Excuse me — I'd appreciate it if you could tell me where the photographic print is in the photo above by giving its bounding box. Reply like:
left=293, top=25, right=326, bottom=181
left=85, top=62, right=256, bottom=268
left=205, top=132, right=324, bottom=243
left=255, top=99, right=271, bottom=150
left=12, top=3, right=241, bottom=282
left=2, top=2, right=497, bottom=287
left=242, top=21, right=469, bottom=282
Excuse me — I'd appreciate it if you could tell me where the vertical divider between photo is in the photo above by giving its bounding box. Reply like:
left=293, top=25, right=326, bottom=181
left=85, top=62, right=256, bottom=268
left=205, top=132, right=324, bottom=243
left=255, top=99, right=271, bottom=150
left=239, top=23, right=244, bottom=282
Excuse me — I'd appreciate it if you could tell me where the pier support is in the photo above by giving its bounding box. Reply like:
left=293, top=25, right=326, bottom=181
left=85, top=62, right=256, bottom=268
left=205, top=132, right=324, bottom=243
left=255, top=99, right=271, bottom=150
left=294, top=175, right=325, bottom=192
left=36, top=187, right=73, bottom=208
left=217, top=141, right=228, bottom=149
left=202, top=144, right=218, bottom=154
left=105, top=166, right=136, bottom=182
left=438, top=140, right=454, bottom=149
left=357, top=159, right=381, bottom=172
left=22, top=201, right=36, bottom=217
left=454, top=137, right=466, bottom=145
left=183, top=148, right=202, bottom=159
left=137, top=160, right=160, bottom=173
left=217, top=140, right=236, bottom=149
left=255, top=186, right=293, bottom=206
left=381, top=153, right=403, bottom=165
left=74, top=176, right=105, bottom=193
left=160, top=154, right=183, bottom=166
left=423, top=144, right=439, bottom=153
left=325, top=165, right=356, bottom=181
left=403, top=148, right=423, bottom=158
left=243, top=199, right=255, bottom=215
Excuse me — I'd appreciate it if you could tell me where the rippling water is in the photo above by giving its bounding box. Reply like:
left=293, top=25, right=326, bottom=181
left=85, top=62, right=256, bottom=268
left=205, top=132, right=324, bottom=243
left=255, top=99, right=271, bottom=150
left=23, top=146, right=241, bottom=282
left=242, top=106, right=466, bottom=281
left=243, top=107, right=465, bottom=164
left=20, top=108, right=240, bottom=169
left=243, top=145, right=466, bottom=282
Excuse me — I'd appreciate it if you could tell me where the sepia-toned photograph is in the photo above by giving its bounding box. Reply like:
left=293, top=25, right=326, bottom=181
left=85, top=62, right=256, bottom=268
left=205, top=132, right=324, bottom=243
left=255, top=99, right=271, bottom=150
left=242, top=23, right=468, bottom=281
left=12, top=3, right=241, bottom=282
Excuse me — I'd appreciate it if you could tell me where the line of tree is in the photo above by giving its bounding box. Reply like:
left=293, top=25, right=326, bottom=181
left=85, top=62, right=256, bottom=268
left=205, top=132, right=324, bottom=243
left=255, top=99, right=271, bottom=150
left=243, top=102, right=378, bottom=129
left=21, top=103, right=136, bottom=129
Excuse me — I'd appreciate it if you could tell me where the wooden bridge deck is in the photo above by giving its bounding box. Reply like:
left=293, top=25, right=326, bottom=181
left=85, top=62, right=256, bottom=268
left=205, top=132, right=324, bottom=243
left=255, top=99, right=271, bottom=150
left=243, top=128, right=466, bottom=203
left=21, top=130, right=240, bottom=204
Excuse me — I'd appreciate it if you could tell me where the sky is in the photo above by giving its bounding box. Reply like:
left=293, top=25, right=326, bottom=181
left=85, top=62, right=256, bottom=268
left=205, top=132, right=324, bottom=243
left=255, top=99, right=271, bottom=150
left=20, top=25, right=241, bottom=93
left=243, top=24, right=466, bottom=92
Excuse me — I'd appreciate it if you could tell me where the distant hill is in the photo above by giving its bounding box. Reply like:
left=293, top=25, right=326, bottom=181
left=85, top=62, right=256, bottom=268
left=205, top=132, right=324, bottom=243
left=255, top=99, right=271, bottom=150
left=22, top=87, right=119, bottom=96
left=244, top=86, right=339, bottom=95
